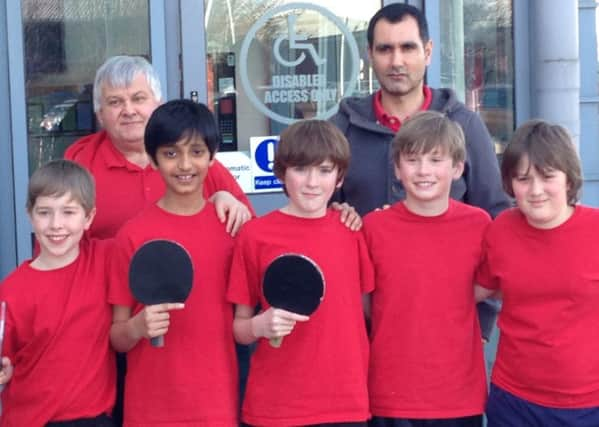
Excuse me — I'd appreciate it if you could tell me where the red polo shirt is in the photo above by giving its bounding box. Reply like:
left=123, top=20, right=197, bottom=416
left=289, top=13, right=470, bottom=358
left=65, top=130, right=254, bottom=239
left=373, top=86, right=433, bottom=132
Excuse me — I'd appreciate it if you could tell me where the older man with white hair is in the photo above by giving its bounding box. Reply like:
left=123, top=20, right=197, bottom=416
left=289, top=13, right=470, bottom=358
left=65, top=55, right=253, bottom=240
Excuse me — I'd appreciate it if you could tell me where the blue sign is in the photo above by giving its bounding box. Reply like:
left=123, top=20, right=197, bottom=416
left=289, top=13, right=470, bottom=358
left=254, top=138, right=279, bottom=172
left=254, top=175, right=283, bottom=190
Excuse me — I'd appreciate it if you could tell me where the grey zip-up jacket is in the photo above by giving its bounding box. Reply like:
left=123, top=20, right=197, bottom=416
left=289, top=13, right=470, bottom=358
left=330, top=88, right=510, bottom=217
left=330, top=88, right=509, bottom=340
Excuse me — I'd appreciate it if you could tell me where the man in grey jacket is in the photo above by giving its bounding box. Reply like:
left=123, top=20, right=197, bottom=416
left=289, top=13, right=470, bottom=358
left=331, top=3, right=509, bottom=340
left=331, top=3, right=509, bottom=218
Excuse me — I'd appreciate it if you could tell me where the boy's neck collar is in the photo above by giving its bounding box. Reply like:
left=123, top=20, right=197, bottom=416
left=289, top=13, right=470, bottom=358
left=402, top=197, right=450, bottom=217
left=30, top=249, right=80, bottom=271
left=157, top=194, right=207, bottom=216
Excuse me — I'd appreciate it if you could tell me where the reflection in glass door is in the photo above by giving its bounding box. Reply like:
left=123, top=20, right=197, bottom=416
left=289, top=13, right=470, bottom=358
left=201, top=0, right=382, bottom=151
left=22, top=0, right=150, bottom=175
left=438, top=0, right=515, bottom=155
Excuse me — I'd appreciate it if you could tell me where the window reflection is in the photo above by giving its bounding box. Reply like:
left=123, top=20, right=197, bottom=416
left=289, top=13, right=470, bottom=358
left=204, top=0, right=381, bottom=151
left=439, top=0, right=514, bottom=155
left=22, top=0, right=150, bottom=174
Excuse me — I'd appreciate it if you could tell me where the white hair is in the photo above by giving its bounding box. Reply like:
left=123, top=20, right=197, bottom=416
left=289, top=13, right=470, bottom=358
left=93, top=55, right=162, bottom=112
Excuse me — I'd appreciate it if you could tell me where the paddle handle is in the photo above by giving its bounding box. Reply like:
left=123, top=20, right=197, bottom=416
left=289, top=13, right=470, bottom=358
left=151, top=335, right=164, bottom=347
left=269, top=336, right=284, bottom=348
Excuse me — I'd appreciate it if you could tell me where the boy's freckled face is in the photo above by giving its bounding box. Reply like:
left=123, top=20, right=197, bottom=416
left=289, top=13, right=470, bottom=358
left=153, top=135, right=214, bottom=197
left=29, top=192, right=95, bottom=268
left=282, top=160, right=341, bottom=218
left=395, top=148, right=463, bottom=213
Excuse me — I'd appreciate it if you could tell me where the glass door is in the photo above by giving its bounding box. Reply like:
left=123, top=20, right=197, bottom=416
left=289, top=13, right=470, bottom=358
left=21, top=0, right=152, bottom=173
left=180, top=0, right=381, bottom=213
left=8, top=0, right=156, bottom=264
left=181, top=0, right=382, bottom=154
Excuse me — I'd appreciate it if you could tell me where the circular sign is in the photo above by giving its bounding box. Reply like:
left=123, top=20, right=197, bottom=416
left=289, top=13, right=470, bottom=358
left=255, top=138, right=278, bottom=172
left=240, top=3, right=360, bottom=125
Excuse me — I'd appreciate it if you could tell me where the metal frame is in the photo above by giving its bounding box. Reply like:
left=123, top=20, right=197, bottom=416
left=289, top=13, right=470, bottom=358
left=579, top=0, right=599, bottom=205
left=6, top=1, right=30, bottom=268
left=0, top=1, right=17, bottom=280
left=180, top=0, right=208, bottom=103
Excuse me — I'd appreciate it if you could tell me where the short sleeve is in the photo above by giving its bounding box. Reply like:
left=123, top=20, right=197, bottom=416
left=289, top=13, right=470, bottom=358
left=107, top=230, right=137, bottom=308
left=226, top=228, right=260, bottom=307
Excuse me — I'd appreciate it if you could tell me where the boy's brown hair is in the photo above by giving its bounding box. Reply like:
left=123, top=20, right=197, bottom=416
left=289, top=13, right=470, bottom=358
left=27, top=159, right=96, bottom=214
left=273, top=119, right=350, bottom=183
left=391, top=111, right=466, bottom=165
left=501, top=119, right=582, bottom=205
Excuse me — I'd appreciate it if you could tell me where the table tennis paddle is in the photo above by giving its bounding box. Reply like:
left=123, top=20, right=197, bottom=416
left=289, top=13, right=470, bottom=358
left=129, top=240, right=193, bottom=347
left=262, top=254, right=325, bottom=348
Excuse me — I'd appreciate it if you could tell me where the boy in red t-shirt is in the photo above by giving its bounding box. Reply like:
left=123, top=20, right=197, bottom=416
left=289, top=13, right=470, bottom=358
left=363, top=111, right=490, bottom=427
left=227, top=120, right=374, bottom=427
left=108, top=99, right=238, bottom=426
left=476, top=120, right=599, bottom=427
left=0, top=160, right=116, bottom=426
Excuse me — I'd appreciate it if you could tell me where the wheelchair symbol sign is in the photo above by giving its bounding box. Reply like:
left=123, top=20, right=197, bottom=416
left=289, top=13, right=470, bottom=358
left=273, top=14, right=326, bottom=67
left=240, top=2, right=360, bottom=125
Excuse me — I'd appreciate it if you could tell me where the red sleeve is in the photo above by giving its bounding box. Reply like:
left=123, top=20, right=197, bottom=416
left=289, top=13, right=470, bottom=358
left=203, top=159, right=256, bottom=216
left=107, top=230, right=137, bottom=308
left=0, top=270, right=32, bottom=363
left=356, top=231, right=375, bottom=294
left=226, top=227, right=260, bottom=307
left=475, top=236, right=499, bottom=290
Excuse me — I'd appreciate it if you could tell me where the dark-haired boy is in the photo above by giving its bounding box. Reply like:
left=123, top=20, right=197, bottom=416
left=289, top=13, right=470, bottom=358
left=227, top=119, right=374, bottom=427
left=363, top=111, right=489, bottom=427
left=0, top=159, right=115, bottom=426
left=108, top=99, right=238, bottom=426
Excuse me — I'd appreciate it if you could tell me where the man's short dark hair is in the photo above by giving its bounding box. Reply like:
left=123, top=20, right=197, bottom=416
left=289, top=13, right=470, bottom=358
left=144, top=99, right=220, bottom=163
left=367, top=3, right=429, bottom=48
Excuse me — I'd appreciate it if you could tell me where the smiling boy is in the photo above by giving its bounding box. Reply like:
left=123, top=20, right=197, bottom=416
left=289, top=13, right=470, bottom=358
left=227, top=120, right=374, bottom=427
left=0, top=160, right=115, bottom=426
left=108, top=100, right=238, bottom=426
left=363, top=111, right=490, bottom=427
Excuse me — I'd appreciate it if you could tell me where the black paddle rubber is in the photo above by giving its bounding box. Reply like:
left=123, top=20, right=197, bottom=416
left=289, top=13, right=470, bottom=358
left=263, top=253, right=324, bottom=348
left=129, top=240, right=193, bottom=347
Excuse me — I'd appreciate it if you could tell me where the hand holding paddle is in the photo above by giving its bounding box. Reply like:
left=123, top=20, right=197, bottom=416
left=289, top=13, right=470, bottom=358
left=262, top=254, right=325, bottom=348
left=129, top=240, right=193, bottom=347
left=131, top=302, right=185, bottom=345
left=251, top=307, right=309, bottom=345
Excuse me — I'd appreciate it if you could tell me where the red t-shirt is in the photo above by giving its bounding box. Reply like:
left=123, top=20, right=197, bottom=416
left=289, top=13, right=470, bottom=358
left=227, top=209, right=374, bottom=426
left=363, top=200, right=490, bottom=418
left=64, top=130, right=254, bottom=239
left=477, top=206, right=599, bottom=408
left=0, top=239, right=115, bottom=426
left=108, top=203, right=237, bottom=426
